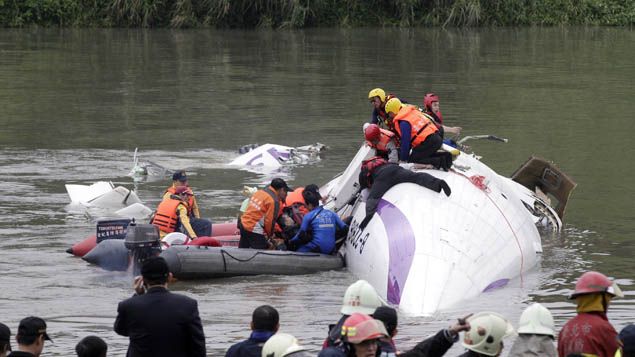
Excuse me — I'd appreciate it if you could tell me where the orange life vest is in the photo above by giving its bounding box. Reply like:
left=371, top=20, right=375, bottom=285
left=239, top=186, right=282, bottom=236
left=152, top=198, right=184, bottom=233
left=165, top=186, right=195, bottom=216
left=285, top=187, right=305, bottom=206
left=367, top=128, right=396, bottom=152
left=393, top=105, right=438, bottom=148
left=285, top=187, right=309, bottom=225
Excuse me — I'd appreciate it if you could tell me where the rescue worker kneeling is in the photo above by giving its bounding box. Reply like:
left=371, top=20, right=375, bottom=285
left=358, top=156, right=451, bottom=229
left=363, top=123, right=399, bottom=163
left=239, top=178, right=290, bottom=249
left=151, top=186, right=203, bottom=240
left=286, top=190, right=348, bottom=254
left=385, top=97, right=452, bottom=171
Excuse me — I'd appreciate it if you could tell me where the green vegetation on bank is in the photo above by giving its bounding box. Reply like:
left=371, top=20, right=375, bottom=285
left=1, top=0, right=633, bottom=28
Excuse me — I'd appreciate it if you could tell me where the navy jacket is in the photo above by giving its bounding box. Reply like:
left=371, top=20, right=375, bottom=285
left=225, top=330, right=275, bottom=357
left=114, top=286, right=206, bottom=357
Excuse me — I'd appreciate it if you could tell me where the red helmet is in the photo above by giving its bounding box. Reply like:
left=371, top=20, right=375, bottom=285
left=364, top=124, right=381, bottom=142
left=423, top=93, right=439, bottom=110
left=341, top=313, right=387, bottom=344
left=569, top=271, right=623, bottom=299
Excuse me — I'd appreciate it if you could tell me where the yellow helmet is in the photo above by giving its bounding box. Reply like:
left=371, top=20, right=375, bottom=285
left=384, top=98, right=402, bottom=116
left=368, top=88, right=386, bottom=103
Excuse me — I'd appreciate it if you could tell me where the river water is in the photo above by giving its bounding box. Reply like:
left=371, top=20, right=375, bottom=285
left=1, top=27, right=633, bottom=356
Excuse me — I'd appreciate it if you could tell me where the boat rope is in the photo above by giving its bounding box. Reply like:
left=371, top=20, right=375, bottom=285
left=450, top=169, right=525, bottom=284
left=220, top=249, right=321, bottom=272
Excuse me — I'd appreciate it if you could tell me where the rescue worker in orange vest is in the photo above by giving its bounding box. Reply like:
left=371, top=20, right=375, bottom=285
left=279, top=186, right=309, bottom=240
left=152, top=186, right=201, bottom=240
left=368, top=88, right=401, bottom=131
left=163, top=170, right=200, bottom=217
left=423, top=93, right=462, bottom=138
left=162, top=170, right=212, bottom=237
left=357, top=156, right=451, bottom=229
left=279, top=184, right=325, bottom=242
left=385, top=98, right=452, bottom=170
left=238, top=178, right=291, bottom=249
left=363, top=123, right=399, bottom=163
left=558, top=271, right=623, bottom=357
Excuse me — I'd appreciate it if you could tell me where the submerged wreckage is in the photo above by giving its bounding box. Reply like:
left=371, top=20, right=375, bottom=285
left=323, top=142, right=575, bottom=316
left=69, top=137, right=573, bottom=316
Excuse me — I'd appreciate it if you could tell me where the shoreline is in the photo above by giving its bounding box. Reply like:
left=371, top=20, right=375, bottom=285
left=2, top=0, right=634, bottom=28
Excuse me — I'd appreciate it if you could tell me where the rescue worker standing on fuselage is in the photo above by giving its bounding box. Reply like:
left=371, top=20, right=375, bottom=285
left=364, top=123, right=399, bottom=163
left=152, top=186, right=200, bottom=240
left=385, top=97, right=451, bottom=170
left=238, top=178, right=291, bottom=249
left=288, top=190, right=347, bottom=254
left=163, top=170, right=212, bottom=237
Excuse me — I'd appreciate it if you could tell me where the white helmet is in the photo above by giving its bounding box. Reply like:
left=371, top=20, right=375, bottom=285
left=340, top=280, right=385, bottom=315
left=517, top=303, right=555, bottom=337
left=261, top=333, right=308, bottom=357
left=362, top=123, right=370, bottom=133
left=161, top=232, right=189, bottom=249
left=462, top=312, right=515, bottom=356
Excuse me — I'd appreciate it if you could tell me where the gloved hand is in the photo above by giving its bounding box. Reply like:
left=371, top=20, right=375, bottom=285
left=398, top=162, right=413, bottom=170
left=436, top=180, right=451, bottom=196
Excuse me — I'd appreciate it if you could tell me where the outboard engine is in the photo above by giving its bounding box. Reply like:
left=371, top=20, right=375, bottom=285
left=124, top=220, right=161, bottom=275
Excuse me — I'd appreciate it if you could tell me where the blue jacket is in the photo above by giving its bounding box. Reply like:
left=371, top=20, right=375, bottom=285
left=290, top=207, right=347, bottom=254
left=225, top=330, right=275, bottom=357
left=399, top=120, right=413, bottom=162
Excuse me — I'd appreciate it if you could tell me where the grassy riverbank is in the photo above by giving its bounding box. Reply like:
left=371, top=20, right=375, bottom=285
left=1, top=0, right=633, bottom=28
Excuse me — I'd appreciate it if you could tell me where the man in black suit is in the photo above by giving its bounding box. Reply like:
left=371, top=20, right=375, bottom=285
left=114, top=256, right=206, bottom=357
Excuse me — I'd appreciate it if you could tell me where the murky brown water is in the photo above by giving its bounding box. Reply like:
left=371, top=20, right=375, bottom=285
left=1, top=27, right=633, bottom=356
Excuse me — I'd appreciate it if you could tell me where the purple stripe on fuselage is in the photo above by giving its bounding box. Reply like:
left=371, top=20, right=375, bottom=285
left=483, top=278, right=509, bottom=292
left=246, top=153, right=263, bottom=166
left=267, top=147, right=290, bottom=161
left=376, top=199, right=416, bottom=305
